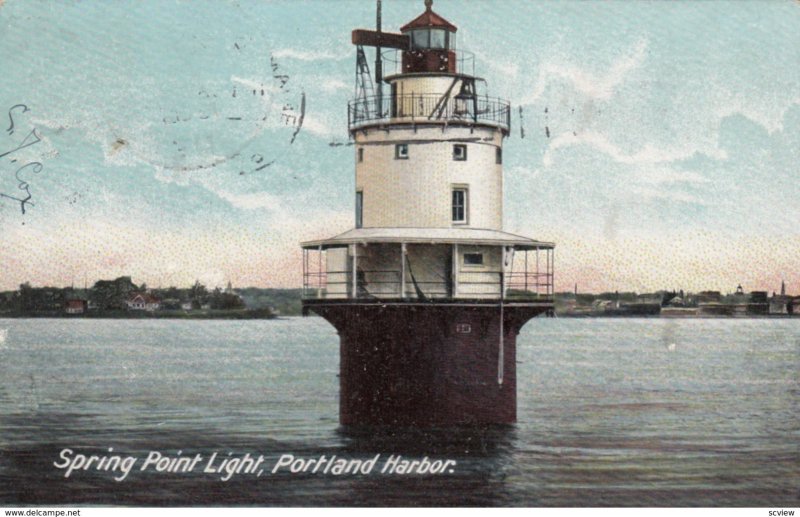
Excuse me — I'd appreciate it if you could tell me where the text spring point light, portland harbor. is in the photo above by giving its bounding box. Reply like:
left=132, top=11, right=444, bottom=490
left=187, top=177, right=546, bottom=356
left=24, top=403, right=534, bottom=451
left=300, top=0, right=555, bottom=427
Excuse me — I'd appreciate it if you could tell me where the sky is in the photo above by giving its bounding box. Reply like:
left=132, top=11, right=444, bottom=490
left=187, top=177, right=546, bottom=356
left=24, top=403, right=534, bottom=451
left=0, top=0, right=798, bottom=294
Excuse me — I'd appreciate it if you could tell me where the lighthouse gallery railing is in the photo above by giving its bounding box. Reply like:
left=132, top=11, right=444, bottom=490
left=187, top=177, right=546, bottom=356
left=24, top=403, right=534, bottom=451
left=348, top=93, right=511, bottom=132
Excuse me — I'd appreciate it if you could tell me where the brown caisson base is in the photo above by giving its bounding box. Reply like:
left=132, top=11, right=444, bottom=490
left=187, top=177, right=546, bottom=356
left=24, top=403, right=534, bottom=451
left=307, top=303, right=549, bottom=427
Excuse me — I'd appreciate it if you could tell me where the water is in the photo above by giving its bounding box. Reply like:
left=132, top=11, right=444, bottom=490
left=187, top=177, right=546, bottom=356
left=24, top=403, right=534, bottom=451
left=0, top=317, right=798, bottom=506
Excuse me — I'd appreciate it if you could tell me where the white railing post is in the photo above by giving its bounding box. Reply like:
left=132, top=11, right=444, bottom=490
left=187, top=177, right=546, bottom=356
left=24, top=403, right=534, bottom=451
left=302, top=248, right=307, bottom=296
left=317, top=245, right=323, bottom=299
left=524, top=249, right=528, bottom=292
left=400, top=242, right=406, bottom=298
left=351, top=244, right=358, bottom=299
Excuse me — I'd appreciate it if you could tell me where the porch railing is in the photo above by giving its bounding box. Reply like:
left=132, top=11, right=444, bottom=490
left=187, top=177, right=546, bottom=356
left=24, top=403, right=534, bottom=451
left=302, top=270, right=553, bottom=301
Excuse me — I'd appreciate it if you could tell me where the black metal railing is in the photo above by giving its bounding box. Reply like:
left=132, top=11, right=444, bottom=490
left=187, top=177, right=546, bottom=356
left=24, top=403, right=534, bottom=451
left=348, top=93, right=510, bottom=132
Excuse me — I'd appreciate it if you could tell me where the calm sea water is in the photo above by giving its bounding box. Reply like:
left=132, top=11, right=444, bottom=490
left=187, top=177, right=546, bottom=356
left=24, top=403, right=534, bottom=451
left=0, top=317, right=797, bottom=506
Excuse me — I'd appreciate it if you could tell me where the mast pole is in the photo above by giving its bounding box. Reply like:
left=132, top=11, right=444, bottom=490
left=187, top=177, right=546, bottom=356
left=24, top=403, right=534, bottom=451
left=375, top=0, right=383, bottom=116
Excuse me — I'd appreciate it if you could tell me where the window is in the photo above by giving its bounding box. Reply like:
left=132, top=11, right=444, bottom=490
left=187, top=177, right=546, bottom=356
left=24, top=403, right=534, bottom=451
left=453, top=144, right=467, bottom=161
left=452, top=188, right=467, bottom=224
left=358, top=147, right=364, bottom=162
left=496, top=147, right=502, bottom=164
left=395, top=143, right=409, bottom=160
left=355, top=191, right=363, bottom=228
left=463, top=253, right=484, bottom=266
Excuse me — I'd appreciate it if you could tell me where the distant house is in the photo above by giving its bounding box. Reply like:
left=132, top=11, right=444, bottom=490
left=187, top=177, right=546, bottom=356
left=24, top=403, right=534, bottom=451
left=769, top=299, right=789, bottom=314
left=666, top=296, right=685, bottom=307
left=181, top=301, right=193, bottom=311
left=126, top=293, right=161, bottom=312
left=696, top=291, right=722, bottom=304
left=591, top=300, right=614, bottom=313
left=748, top=291, right=769, bottom=315
left=64, top=299, right=87, bottom=315
left=698, top=303, right=733, bottom=317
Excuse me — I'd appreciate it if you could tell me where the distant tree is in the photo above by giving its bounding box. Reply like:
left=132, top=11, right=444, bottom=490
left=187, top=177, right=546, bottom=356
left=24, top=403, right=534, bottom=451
left=18, top=282, right=32, bottom=311
left=91, top=277, right=138, bottom=310
left=190, top=281, right=208, bottom=299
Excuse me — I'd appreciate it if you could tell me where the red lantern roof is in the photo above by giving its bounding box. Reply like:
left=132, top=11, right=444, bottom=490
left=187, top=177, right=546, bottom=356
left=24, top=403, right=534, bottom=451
left=400, top=0, right=457, bottom=33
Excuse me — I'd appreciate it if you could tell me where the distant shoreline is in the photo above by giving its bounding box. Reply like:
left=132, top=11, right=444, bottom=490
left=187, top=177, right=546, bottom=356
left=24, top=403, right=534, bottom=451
left=2, top=312, right=797, bottom=321
left=557, top=313, right=799, bottom=319
left=0, top=308, right=277, bottom=320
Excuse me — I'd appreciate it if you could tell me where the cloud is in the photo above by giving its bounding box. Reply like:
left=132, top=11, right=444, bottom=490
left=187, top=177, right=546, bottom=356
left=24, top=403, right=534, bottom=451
left=715, top=94, right=800, bottom=135
left=214, top=190, right=283, bottom=211
left=320, top=78, right=349, bottom=93
left=521, top=40, right=648, bottom=104
left=301, top=114, right=337, bottom=138
left=230, top=75, right=280, bottom=94
left=633, top=166, right=710, bottom=185
left=628, top=185, right=708, bottom=206
left=543, top=130, right=727, bottom=167
left=271, top=48, right=349, bottom=62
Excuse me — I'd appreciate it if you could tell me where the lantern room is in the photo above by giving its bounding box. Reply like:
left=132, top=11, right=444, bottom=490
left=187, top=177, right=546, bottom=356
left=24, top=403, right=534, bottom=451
left=400, top=0, right=458, bottom=73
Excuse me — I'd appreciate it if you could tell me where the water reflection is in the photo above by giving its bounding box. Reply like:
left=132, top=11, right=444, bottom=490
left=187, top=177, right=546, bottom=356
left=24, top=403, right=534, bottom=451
left=338, top=424, right=517, bottom=456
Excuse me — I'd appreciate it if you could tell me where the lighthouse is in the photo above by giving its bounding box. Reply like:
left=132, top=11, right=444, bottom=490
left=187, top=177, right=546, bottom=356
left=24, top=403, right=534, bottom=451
left=301, top=0, right=554, bottom=427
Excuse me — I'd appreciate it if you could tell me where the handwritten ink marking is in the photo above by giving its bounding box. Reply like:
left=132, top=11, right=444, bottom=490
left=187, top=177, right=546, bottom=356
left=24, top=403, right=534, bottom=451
left=65, top=191, right=83, bottom=206
left=254, top=160, right=275, bottom=171
left=108, top=138, right=128, bottom=157
left=1, top=105, right=48, bottom=215
left=0, top=127, right=41, bottom=159
left=0, top=162, right=42, bottom=214
left=290, top=92, right=306, bottom=144
left=150, top=53, right=304, bottom=172
left=6, top=104, right=30, bottom=135
left=543, top=106, right=550, bottom=139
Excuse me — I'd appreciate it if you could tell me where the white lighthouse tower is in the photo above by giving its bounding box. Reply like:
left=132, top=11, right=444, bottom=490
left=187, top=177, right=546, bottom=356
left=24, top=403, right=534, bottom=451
left=302, top=0, right=554, bottom=427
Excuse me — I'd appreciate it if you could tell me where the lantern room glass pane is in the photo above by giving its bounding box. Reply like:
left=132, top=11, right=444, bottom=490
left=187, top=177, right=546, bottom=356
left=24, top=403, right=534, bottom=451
left=411, top=30, right=429, bottom=49
left=430, top=29, right=447, bottom=49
